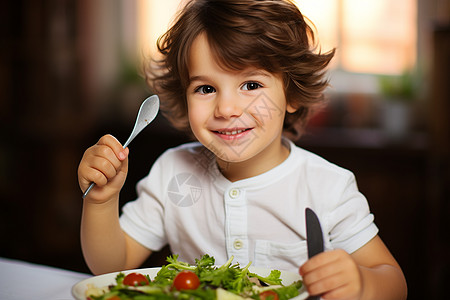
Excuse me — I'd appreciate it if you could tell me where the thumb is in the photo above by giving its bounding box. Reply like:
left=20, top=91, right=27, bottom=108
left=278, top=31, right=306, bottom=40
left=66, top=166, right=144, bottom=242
left=118, top=147, right=129, bottom=173
left=118, top=147, right=129, bottom=161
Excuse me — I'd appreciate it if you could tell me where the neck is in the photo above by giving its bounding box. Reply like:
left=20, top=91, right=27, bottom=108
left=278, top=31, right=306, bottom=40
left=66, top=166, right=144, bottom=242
left=216, top=139, right=290, bottom=182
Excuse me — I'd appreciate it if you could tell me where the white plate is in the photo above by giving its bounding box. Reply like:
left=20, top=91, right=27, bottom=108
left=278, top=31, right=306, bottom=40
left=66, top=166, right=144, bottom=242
left=72, top=266, right=308, bottom=300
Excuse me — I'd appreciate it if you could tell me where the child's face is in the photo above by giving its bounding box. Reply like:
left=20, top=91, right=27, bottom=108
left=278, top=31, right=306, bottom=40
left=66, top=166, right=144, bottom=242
left=186, top=33, right=296, bottom=169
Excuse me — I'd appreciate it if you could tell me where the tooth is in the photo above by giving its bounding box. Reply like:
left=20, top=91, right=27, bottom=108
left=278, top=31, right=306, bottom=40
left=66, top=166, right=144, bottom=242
left=218, top=129, right=246, bottom=135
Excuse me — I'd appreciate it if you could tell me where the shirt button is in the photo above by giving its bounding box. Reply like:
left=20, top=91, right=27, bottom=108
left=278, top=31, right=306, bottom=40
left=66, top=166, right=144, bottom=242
left=233, top=239, right=243, bottom=250
left=229, top=188, right=240, bottom=199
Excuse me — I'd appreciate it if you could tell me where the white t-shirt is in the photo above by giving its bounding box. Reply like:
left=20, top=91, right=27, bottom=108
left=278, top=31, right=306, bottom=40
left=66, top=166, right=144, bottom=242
left=119, top=139, right=378, bottom=272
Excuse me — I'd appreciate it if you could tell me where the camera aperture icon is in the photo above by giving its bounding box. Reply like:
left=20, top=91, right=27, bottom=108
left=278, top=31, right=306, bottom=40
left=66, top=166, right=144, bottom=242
left=167, top=173, right=202, bottom=207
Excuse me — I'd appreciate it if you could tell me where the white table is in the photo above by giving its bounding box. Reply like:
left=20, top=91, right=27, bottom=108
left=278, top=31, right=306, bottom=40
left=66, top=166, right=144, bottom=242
left=0, top=257, right=90, bottom=300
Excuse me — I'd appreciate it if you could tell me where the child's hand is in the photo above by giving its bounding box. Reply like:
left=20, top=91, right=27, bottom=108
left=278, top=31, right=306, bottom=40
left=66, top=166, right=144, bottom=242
left=299, top=249, right=363, bottom=300
left=78, top=134, right=129, bottom=203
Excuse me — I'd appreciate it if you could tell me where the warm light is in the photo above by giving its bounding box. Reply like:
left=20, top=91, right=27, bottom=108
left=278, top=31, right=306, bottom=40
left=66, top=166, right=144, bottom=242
left=293, top=0, right=338, bottom=55
left=137, top=0, right=186, bottom=60
left=295, top=0, right=416, bottom=74
left=342, top=0, right=417, bottom=74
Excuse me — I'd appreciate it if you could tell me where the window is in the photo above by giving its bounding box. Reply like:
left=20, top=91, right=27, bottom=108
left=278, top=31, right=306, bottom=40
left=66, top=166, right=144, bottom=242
left=294, top=0, right=417, bottom=75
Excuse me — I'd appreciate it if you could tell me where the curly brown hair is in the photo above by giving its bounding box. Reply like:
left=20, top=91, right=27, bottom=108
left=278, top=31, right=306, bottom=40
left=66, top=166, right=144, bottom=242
left=145, top=0, right=335, bottom=139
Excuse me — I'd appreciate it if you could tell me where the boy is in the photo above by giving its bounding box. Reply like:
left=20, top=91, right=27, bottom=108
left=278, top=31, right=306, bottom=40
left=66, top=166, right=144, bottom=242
left=78, top=1, right=407, bottom=299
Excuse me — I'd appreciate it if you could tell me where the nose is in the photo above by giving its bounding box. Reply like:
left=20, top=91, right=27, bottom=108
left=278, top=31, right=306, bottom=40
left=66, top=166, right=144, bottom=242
left=214, top=92, right=243, bottom=119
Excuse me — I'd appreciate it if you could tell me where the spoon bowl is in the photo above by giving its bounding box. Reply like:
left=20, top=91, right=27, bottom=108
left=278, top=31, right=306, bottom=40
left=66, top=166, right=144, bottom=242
left=122, top=95, right=160, bottom=148
left=82, top=95, right=160, bottom=199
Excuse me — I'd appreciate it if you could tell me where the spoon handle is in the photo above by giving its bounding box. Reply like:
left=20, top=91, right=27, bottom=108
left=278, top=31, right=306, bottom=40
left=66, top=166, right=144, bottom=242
left=82, top=182, right=96, bottom=199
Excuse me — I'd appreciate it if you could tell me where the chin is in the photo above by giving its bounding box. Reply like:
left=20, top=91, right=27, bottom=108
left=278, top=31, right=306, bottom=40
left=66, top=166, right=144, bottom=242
left=215, top=148, right=255, bottom=163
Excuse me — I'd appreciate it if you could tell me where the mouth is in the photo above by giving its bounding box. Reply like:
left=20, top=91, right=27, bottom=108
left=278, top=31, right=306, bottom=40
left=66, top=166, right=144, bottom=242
left=212, top=128, right=253, bottom=140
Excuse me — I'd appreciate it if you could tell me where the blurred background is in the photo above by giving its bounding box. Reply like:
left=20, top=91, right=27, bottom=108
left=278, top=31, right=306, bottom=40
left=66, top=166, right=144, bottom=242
left=0, top=0, right=449, bottom=299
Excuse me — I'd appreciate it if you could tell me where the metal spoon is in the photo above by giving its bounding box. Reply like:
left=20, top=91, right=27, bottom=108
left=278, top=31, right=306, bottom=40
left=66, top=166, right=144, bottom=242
left=82, top=94, right=160, bottom=199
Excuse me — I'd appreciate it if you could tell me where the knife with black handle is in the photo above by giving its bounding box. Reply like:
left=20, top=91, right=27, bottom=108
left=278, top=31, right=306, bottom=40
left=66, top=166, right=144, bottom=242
left=305, top=208, right=324, bottom=300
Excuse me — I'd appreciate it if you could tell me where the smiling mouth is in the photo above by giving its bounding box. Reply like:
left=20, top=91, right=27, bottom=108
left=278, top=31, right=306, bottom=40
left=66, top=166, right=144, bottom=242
left=213, top=128, right=253, bottom=139
left=215, top=128, right=249, bottom=135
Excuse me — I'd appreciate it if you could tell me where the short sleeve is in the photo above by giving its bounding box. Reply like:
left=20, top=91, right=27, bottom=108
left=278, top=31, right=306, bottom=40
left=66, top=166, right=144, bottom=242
left=327, top=173, right=379, bottom=253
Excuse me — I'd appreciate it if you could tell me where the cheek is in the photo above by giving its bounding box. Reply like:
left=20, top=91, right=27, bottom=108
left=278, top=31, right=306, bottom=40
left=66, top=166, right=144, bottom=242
left=248, top=94, right=287, bottom=125
left=187, top=100, right=206, bottom=133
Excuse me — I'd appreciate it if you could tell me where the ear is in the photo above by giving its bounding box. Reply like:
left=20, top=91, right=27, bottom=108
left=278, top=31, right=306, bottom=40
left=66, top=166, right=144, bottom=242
left=286, top=103, right=298, bottom=113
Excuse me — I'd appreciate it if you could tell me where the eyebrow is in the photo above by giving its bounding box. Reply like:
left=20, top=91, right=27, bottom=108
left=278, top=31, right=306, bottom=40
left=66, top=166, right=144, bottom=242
left=189, top=69, right=271, bottom=83
left=188, top=75, right=209, bottom=83
left=241, top=69, right=271, bottom=78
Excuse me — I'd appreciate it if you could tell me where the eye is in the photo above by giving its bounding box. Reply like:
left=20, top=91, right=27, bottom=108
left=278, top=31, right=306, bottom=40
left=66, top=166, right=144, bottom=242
left=195, top=85, right=216, bottom=94
left=242, top=82, right=262, bottom=91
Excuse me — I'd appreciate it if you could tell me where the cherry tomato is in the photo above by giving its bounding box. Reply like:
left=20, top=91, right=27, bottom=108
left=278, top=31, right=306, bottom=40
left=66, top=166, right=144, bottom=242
left=259, top=290, right=279, bottom=300
left=172, top=270, right=201, bottom=290
left=123, top=272, right=149, bottom=286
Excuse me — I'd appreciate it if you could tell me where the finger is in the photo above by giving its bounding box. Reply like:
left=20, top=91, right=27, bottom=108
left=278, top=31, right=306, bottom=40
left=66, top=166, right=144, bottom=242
left=119, top=147, right=130, bottom=161
left=301, top=250, right=356, bottom=287
left=97, top=134, right=128, bottom=161
left=305, top=270, right=346, bottom=297
left=84, top=168, right=109, bottom=187
left=301, top=248, right=352, bottom=275
left=300, top=251, right=337, bottom=276
left=79, top=157, right=117, bottom=187
left=119, top=147, right=129, bottom=171
left=302, top=260, right=343, bottom=287
left=321, top=282, right=360, bottom=300
left=79, top=145, right=124, bottom=188
left=91, top=144, right=123, bottom=171
left=89, top=156, right=122, bottom=182
left=78, top=161, right=108, bottom=189
left=89, top=146, right=129, bottom=185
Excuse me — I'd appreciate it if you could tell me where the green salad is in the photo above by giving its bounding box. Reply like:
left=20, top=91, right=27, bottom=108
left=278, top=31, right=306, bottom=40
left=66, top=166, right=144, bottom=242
left=85, top=254, right=303, bottom=300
